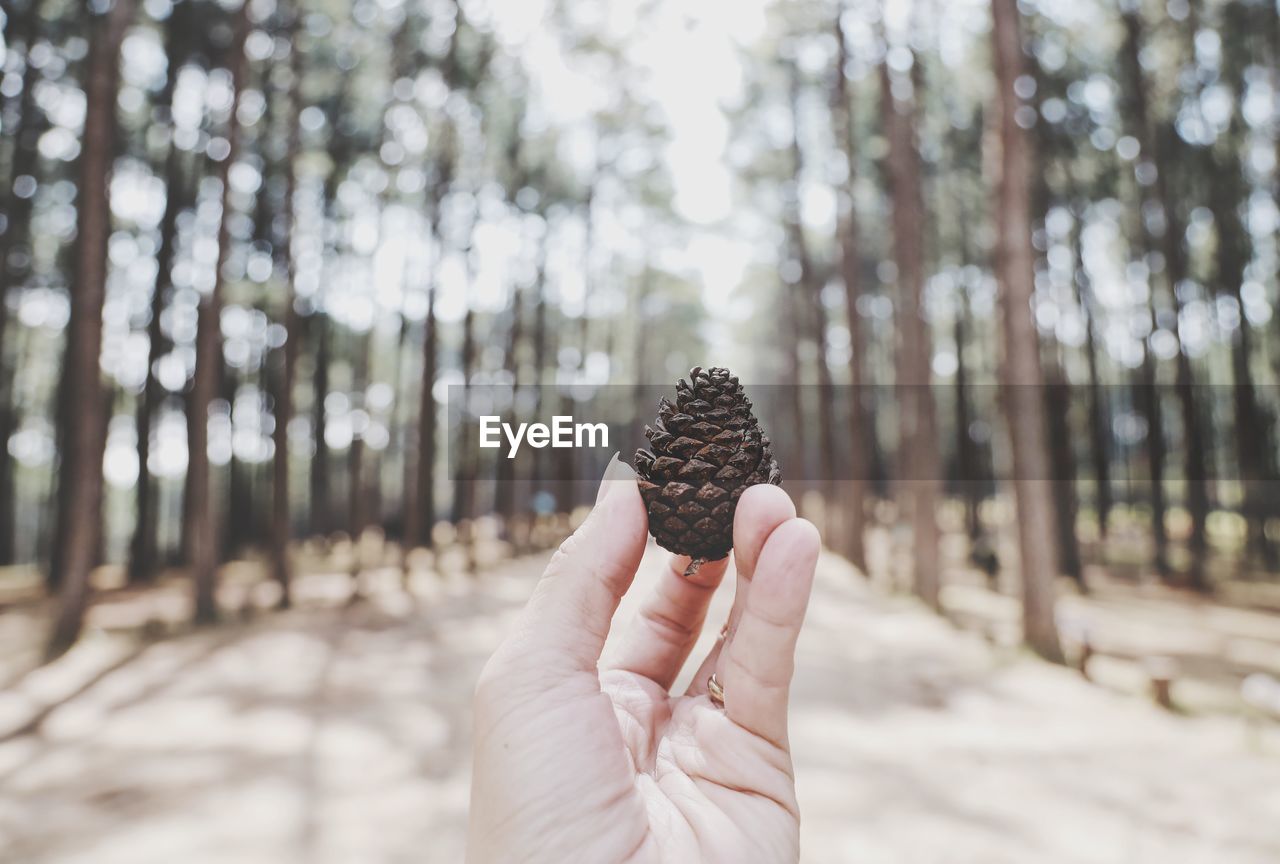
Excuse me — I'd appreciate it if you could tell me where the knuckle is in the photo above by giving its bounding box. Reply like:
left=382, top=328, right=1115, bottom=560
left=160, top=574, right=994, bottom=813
left=641, top=605, right=698, bottom=642
left=727, top=650, right=792, bottom=692
left=554, top=527, right=584, bottom=561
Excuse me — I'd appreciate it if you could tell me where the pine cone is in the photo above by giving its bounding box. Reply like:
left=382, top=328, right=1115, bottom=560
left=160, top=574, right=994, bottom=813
left=634, top=367, right=782, bottom=561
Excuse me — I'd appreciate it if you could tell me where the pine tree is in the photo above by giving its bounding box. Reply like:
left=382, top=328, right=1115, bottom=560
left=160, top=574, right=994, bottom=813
left=48, top=0, right=135, bottom=654
left=189, top=0, right=250, bottom=624
left=880, top=45, right=941, bottom=611
left=831, top=6, right=870, bottom=572
left=991, top=0, right=1063, bottom=662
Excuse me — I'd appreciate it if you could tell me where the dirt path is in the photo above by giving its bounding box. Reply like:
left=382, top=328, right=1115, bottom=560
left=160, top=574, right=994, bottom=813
left=0, top=547, right=1277, bottom=863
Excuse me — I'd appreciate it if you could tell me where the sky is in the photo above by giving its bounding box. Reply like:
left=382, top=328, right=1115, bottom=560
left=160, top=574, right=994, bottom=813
left=487, top=0, right=771, bottom=353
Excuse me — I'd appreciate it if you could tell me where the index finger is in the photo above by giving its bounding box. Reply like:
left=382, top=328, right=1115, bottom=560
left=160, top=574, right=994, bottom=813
left=504, top=456, right=649, bottom=674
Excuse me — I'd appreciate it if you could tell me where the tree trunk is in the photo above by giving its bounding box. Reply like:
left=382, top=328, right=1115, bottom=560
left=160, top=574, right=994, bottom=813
left=0, top=0, right=43, bottom=317
left=407, top=206, right=444, bottom=552
left=0, top=326, right=35, bottom=564
left=0, top=0, right=46, bottom=565
left=453, top=215, right=481, bottom=543
left=1120, top=8, right=1211, bottom=584
left=947, top=131, right=985, bottom=547
left=787, top=66, right=838, bottom=539
left=189, top=0, right=250, bottom=626
left=452, top=303, right=476, bottom=525
left=307, top=129, right=347, bottom=541
left=270, top=286, right=299, bottom=606
left=47, top=0, right=134, bottom=655
left=832, top=9, right=869, bottom=571
left=309, top=305, right=330, bottom=537
left=1068, top=201, right=1113, bottom=543
left=222, top=362, right=248, bottom=559
left=1135, top=331, right=1170, bottom=577
left=494, top=276, right=525, bottom=526
left=781, top=279, right=809, bottom=494
left=0, top=0, right=45, bottom=355
left=388, top=304, right=413, bottom=538
left=348, top=329, right=370, bottom=540
left=1215, top=172, right=1272, bottom=568
left=560, top=175, right=598, bottom=513
left=271, top=4, right=303, bottom=607
left=953, top=293, right=982, bottom=542
left=990, top=0, right=1064, bottom=662
left=0, top=387, right=17, bottom=565
left=880, top=55, right=940, bottom=610
left=454, top=241, right=480, bottom=572
left=629, top=261, right=651, bottom=449
left=529, top=233, right=551, bottom=513
left=1025, top=60, right=1083, bottom=592
left=1044, top=360, right=1083, bottom=586
left=1209, top=4, right=1273, bottom=569
left=128, top=21, right=185, bottom=582
left=773, top=77, right=809, bottom=502
left=415, top=271, right=439, bottom=547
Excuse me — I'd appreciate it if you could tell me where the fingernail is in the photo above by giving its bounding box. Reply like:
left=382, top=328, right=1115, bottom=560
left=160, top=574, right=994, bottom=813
left=595, top=452, right=635, bottom=505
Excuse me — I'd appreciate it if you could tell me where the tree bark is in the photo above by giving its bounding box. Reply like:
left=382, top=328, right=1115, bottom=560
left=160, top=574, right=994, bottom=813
left=189, top=0, right=250, bottom=626
left=786, top=65, right=838, bottom=539
left=454, top=238, right=480, bottom=572
left=1045, top=359, right=1083, bottom=586
left=832, top=9, right=869, bottom=572
left=946, top=124, right=986, bottom=547
left=529, top=227, right=551, bottom=514
left=415, top=261, right=439, bottom=546
left=47, top=0, right=134, bottom=655
left=990, top=0, right=1064, bottom=662
left=222, top=362, right=248, bottom=559
left=309, top=304, right=330, bottom=536
left=348, top=329, right=370, bottom=540
left=953, top=288, right=982, bottom=542
left=494, top=275, right=525, bottom=525
left=307, top=96, right=348, bottom=540
left=1068, top=198, right=1112, bottom=544
left=1134, top=330, right=1170, bottom=576
left=880, top=55, right=940, bottom=611
left=1210, top=3, right=1273, bottom=569
left=0, top=0, right=46, bottom=565
left=0, top=0, right=45, bottom=355
left=1213, top=163, right=1272, bottom=568
left=407, top=198, right=445, bottom=552
left=270, top=4, right=303, bottom=607
left=1119, top=8, right=1212, bottom=583
left=128, top=5, right=187, bottom=583
left=452, top=293, right=476, bottom=526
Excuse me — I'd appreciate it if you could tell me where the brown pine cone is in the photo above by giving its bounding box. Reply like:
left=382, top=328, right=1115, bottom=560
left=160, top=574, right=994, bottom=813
left=634, top=367, right=782, bottom=561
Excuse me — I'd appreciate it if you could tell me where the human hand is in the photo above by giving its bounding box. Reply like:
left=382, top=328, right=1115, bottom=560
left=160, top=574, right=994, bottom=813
left=467, top=457, right=820, bottom=864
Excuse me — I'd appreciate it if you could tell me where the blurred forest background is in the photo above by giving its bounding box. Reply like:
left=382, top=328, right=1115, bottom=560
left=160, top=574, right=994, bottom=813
left=3, top=0, right=1280, bottom=860
left=1, top=0, right=1280, bottom=701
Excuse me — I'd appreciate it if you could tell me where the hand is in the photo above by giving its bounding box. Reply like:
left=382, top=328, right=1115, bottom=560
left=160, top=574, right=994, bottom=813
left=468, top=458, right=820, bottom=864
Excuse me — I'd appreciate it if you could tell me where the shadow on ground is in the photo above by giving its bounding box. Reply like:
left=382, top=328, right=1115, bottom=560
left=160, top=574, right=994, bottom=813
left=0, top=547, right=1277, bottom=864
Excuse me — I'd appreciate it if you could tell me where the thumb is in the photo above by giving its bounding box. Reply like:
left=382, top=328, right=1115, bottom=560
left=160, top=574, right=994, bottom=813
left=510, top=455, right=649, bottom=673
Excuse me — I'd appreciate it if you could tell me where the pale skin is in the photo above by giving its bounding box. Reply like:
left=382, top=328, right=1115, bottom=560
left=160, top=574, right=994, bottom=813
left=468, top=461, right=820, bottom=864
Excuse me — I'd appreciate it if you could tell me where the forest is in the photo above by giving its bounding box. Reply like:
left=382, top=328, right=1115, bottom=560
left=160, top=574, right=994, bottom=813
left=1, top=0, right=1279, bottom=698
left=2, top=0, right=1280, bottom=859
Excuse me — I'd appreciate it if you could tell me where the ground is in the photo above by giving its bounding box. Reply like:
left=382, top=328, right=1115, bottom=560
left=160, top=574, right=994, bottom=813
left=0, top=538, right=1278, bottom=864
